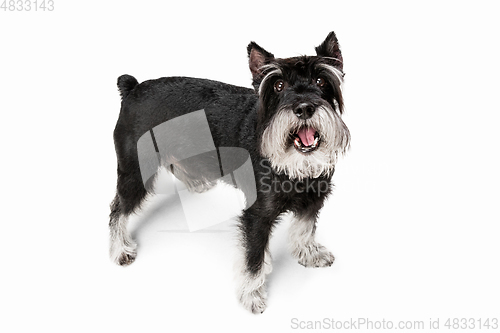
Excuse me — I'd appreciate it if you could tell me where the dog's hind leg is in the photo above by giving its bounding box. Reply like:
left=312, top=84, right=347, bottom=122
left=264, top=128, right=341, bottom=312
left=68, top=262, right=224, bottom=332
left=109, top=156, right=151, bottom=266
left=109, top=193, right=137, bottom=266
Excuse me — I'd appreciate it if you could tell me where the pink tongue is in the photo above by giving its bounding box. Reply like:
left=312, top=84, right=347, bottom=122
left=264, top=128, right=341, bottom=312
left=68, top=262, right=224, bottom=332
left=297, top=128, right=316, bottom=146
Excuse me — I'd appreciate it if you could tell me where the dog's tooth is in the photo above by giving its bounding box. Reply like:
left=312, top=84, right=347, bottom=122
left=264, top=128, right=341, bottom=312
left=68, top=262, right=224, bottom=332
left=294, top=137, right=301, bottom=147
left=313, top=136, right=320, bottom=147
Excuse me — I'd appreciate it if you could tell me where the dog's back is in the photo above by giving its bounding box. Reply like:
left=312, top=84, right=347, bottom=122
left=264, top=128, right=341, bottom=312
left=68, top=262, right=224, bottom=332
left=114, top=76, right=257, bottom=148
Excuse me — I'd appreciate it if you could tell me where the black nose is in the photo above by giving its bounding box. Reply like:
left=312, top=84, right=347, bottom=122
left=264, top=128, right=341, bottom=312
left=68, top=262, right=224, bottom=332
left=294, top=103, right=315, bottom=120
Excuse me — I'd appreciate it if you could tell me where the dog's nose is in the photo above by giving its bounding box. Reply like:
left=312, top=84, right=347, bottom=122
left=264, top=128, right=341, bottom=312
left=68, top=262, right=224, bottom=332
left=294, top=103, right=315, bottom=120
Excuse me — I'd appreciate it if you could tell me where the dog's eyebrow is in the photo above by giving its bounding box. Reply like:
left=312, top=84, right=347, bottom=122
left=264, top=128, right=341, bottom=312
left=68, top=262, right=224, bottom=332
left=317, top=63, right=344, bottom=84
left=259, top=63, right=280, bottom=69
left=320, top=56, right=343, bottom=64
left=258, top=65, right=283, bottom=96
left=258, top=63, right=281, bottom=74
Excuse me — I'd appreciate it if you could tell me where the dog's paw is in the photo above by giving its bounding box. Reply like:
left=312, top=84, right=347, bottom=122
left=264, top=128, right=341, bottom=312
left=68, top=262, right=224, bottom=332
left=116, top=251, right=137, bottom=266
left=239, top=286, right=267, bottom=314
left=296, top=243, right=335, bottom=268
left=110, top=241, right=137, bottom=266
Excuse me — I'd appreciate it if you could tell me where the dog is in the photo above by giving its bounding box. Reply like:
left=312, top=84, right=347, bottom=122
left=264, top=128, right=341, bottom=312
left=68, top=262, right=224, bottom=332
left=109, top=31, right=350, bottom=314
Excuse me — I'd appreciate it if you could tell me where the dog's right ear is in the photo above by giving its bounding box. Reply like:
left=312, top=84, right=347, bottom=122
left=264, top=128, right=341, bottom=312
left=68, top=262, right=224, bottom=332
left=247, top=42, right=275, bottom=80
left=315, top=31, right=343, bottom=71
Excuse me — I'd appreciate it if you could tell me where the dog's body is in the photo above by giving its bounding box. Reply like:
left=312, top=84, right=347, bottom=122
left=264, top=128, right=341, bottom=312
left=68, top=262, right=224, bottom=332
left=109, top=32, right=350, bottom=313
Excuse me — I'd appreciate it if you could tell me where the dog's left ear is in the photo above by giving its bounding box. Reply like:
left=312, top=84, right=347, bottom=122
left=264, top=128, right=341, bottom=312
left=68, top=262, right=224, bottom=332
left=315, top=31, right=343, bottom=70
left=247, top=42, right=275, bottom=80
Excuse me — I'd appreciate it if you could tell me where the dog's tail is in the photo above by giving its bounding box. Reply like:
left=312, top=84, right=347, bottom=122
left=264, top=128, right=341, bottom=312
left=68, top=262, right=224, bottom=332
left=117, top=74, right=138, bottom=100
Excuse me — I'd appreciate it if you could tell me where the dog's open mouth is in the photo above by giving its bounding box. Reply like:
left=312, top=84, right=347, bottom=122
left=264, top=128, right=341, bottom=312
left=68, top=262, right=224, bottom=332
left=292, top=127, right=320, bottom=153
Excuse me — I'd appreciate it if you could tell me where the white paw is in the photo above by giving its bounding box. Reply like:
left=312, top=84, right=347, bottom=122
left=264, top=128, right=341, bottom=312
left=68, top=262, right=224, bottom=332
left=234, top=250, right=272, bottom=314
left=295, top=243, right=335, bottom=268
left=110, top=240, right=137, bottom=266
left=115, top=250, right=137, bottom=266
left=239, top=285, right=267, bottom=314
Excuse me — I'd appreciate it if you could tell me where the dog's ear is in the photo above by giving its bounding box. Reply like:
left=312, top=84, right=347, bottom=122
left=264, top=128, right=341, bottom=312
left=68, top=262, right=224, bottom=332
left=315, top=31, right=343, bottom=70
left=247, top=42, right=275, bottom=80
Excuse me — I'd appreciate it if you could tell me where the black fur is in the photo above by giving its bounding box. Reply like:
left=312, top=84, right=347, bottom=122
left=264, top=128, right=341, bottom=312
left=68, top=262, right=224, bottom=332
left=109, top=31, right=348, bottom=312
left=117, top=74, right=139, bottom=99
left=314, top=31, right=344, bottom=71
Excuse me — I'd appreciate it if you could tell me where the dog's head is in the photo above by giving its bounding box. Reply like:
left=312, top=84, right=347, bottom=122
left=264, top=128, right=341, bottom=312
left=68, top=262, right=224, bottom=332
left=248, top=32, right=350, bottom=180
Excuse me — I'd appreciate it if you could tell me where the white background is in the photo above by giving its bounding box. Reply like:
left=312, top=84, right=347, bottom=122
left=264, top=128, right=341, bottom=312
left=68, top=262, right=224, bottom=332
left=1, top=1, right=499, bottom=332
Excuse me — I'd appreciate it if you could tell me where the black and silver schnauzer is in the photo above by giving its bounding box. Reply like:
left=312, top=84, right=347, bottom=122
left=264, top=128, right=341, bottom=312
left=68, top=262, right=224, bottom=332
left=109, top=31, right=350, bottom=314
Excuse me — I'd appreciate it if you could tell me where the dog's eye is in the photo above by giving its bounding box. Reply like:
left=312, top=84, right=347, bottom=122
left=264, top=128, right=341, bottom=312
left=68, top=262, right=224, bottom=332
left=316, top=77, right=326, bottom=87
left=274, top=80, right=285, bottom=93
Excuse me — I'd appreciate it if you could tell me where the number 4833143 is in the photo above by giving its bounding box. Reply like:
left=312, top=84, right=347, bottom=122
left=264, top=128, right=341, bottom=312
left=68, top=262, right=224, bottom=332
left=1, top=0, right=54, bottom=11
left=444, top=318, right=499, bottom=330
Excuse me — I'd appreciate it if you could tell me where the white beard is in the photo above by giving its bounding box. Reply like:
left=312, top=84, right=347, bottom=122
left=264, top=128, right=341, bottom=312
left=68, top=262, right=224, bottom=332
left=260, top=104, right=350, bottom=180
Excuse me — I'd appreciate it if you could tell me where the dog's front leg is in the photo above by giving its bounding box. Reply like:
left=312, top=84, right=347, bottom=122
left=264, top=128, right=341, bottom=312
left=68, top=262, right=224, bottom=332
left=288, top=213, right=335, bottom=267
left=235, top=208, right=278, bottom=314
